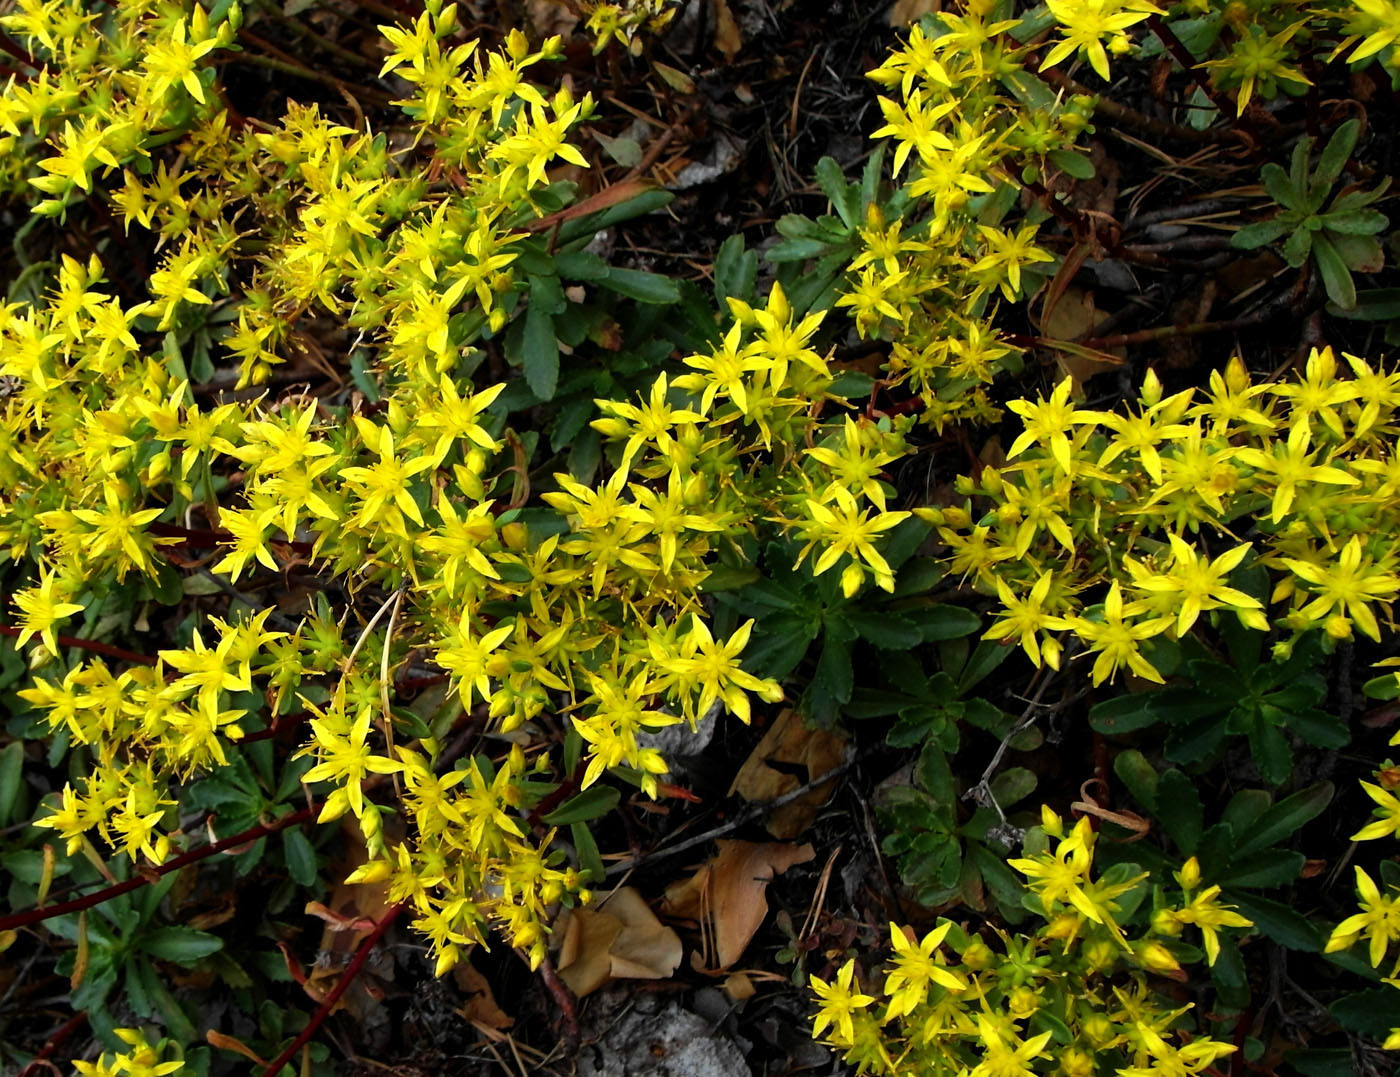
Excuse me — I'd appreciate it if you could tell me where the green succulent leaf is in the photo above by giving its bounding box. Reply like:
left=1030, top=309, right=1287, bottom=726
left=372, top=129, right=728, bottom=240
left=1311, top=234, right=1357, bottom=310
left=1232, top=217, right=1292, bottom=250
left=1314, top=119, right=1360, bottom=191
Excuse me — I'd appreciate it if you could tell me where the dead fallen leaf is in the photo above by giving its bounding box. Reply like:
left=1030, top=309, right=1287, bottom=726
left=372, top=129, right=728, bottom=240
left=661, top=840, right=815, bottom=970
left=652, top=61, right=695, bottom=95
left=1039, top=285, right=1124, bottom=394
left=555, top=887, right=683, bottom=997
left=525, top=0, right=579, bottom=38
left=888, top=0, right=938, bottom=25
left=712, top=0, right=742, bottom=58
left=453, top=960, right=513, bottom=1033
left=729, top=709, right=847, bottom=839
left=723, top=971, right=755, bottom=1000
left=302, top=818, right=397, bottom=1017
left=206, top=1030, right=267, bottom=1066
left=521, top=177, right=659, bottom=233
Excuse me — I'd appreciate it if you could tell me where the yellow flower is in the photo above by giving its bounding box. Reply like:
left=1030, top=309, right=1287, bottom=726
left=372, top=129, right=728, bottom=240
left=141, top=5, right=224, bottom=105
left=883, top=921, right=967, bottom=1019
left=798, top=486, right=911, bottom=596
left=299, top=689, right=404, bottom=820
left=72, top=1028, right=185, bottom=1077
left=1350, top=781, right=1400, bottom=842
left=969, top=1015, right=1053, bottom=1077
left=1160, top=860, right=1252, bottom=965
left=1125, top=536, right=1265, bottom=636
left=1282, top=535, right=1400, bottom=642
left=984, top=571, right=1069, bottom=669
left=1326, top=867, right=1400, bottom=967
left=1069, top=582, right=1173, bottom=685
left=12, top=565, right=84, bottom=656
left=810, top=958, right=877, bottom=1046
left=1040, top=0, right=1162, bottom=81
left=1234, top=420, right=1358, bottom=524
left=1006, top=378, right=1104, bottom=475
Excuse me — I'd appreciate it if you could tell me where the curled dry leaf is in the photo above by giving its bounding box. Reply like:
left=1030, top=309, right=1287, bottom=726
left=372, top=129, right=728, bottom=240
left=555, top=886, right=684, bottom=997
left=525, top=0, right=579, bottom=38
left=712, top=0, right=742, bottom=59
left=723, top=970, right=756, bottom=1001
left=661, top=839, right=815, bottom=970
left=206, top=1030, right=267, bottom=1066
left=729, top=708, right=848, bottom=839
left=300, top=818, right=397, bottom=1016
left=453, top=960, right=513, bottom=1035
left=888, top=0, right=939, bottom=25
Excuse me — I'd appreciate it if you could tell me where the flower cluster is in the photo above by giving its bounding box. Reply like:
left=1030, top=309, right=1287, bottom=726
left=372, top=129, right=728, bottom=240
left=0, top=0, right=764, bottom=981
left=852, top=1, right=1093, bottom=429
left=809, top=809, right=1249, bottom=1076
left=71, top=1027, right=183, bottom=1077
left=581, top=0, right=678, bottom=55
left=1325, top=736, right=1400, bottom=1050
left=927, top=350, right=1400, bottom=684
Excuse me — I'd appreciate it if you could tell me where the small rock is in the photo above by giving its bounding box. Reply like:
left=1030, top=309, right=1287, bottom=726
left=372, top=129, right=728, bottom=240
left=579, top=1001, right=753, bottom=1077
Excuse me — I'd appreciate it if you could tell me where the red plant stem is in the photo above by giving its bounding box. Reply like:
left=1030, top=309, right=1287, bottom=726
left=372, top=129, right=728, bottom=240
left=1145, top=14, right=1238, bottom=121
left=1020, top=178, right=1087, bottom=234
left=535, top=953, right=580, bottom=1047
left=258, top=902, right=407, bottom=1077
left=0, top=31, right=45, bottom=72
left=0, top=625, right=157, bottom=666
left=0, top=807, right=318, bottom=933
left=18, top=1011, right=88, bottom=1077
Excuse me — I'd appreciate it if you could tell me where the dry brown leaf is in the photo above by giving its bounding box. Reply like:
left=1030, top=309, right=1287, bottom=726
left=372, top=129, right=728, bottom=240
left=555, top=887, right=683, bottom=997
left=888, top=0, right=938, bottom=25
left=525, top=0, right=579, bottom=38
left=453, top=961, right=513, bottom=1032
left=302, top=818, right=396, bottom=1017
left=723, top=971, right=755, bottom=1000
left=712, top=0, right=742, bottom=58
left=729, top=709, right=847, bottom=839
left=521, top=178, right=658, bottom=233
left=661, top=840, right=815, bottom=970
left=206, top=1031, right=267, bottom=1066
left=1039, top=286, right=1124, bottom=394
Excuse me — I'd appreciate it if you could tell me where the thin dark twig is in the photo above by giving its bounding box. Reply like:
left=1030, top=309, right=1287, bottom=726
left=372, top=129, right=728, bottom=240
left=0, top=625, right=157, bottom=667
left=17, top=1012, right=88, bottom=1077
left=605, top=747, right=866, bottom=876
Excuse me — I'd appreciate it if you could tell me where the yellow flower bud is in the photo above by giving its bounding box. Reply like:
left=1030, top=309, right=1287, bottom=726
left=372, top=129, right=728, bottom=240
left=960, top=938, right=996, bottom=970
left=1009, top=986, right=1039, bottom=1018
left=1325, top=614, right=1353, bottom=640
left=1081, top=1013, right=1116, bottom=1047
left=1136, top=941, right=1181, bottom=973
left=1061, top=1047, right=1094, bottom=1077
left=1084, top=938, right=1118, bottom=972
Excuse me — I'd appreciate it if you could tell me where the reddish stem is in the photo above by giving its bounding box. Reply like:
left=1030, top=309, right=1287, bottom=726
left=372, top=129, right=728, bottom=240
left=18, top=1012, right=88, bottom=1077
left=258, top=902, right=407, bottom=1077
left=0, top=31, right=45, bottom=72
left=1145, top=14, right=1240, bottom=124
left=1020, top=178, right=1087, bottom=235
left=535, top=953, right=580, bottom=1048
left=0, top=625, right=157, bottom=666
left=0, top=807, right=317, bottom=933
